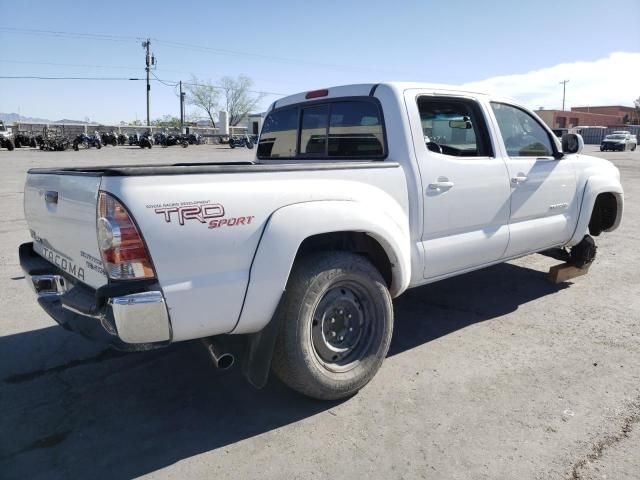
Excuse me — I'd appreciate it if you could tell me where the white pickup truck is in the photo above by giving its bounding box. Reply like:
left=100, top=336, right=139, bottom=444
left=20, top=83, right=624, bottom=400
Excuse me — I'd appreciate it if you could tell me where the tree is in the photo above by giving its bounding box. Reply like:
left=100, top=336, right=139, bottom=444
left=634, top=96, right=640, bottom=125
left=219, top=75, right=266, bottom=126
left=152, top=115, right=181, bottom=128
left=185, top=75, right=220, bottom=127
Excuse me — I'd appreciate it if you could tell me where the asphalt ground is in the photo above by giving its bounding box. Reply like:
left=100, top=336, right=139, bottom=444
left=0, top=144, right=638, bottom=479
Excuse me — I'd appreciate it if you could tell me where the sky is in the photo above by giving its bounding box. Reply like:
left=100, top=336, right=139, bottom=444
left=0, top=0, right=639, bottom=124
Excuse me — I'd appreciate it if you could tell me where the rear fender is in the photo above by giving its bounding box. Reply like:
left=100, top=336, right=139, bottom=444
left=233, top=200, right=410, bottom=334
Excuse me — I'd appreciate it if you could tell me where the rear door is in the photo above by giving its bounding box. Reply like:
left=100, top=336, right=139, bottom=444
left=24, top=173, right=107, bottom=288
left=488, top=102, right=578, bottom=257
left=405, top=92, right=512, bottom=279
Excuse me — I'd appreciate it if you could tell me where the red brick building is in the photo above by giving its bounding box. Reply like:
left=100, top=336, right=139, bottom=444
left=535, top=105, right=637, bottom=129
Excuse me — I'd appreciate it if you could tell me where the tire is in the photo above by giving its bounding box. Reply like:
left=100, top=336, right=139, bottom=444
left=246, top=140, right=254, bottom=149
left=632, top=145, right=636, bottom=151
left=272, top=251, right=393, bottom=400
left=229, top=140, right=236, bottom=149
left=73, top=142, right=79, bottom=151
left=6, top=140, right=14, bottom=151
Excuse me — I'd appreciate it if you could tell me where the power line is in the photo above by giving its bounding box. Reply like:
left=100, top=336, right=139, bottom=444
left=0, top=59, right=141, bottom=70
left=0, top=75, right=144, bottom=80
left=0, top=27, right=139, bottom=43
left=0, top=74, right=288, bottom=96
left=0, top=26, right=412, bottom=76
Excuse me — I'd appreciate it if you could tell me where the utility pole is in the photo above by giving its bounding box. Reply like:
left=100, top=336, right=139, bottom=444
left=142, top=38, right=155, bottom=126
left=559, top=79, right=569, bottom=111
left=179, top=80, right=185, bottom=130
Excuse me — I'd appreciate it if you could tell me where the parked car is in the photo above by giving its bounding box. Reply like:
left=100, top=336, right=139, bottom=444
left=600, top=132, right=637, bottom=151
left=19, top=82, right=623, bottom=400
left=0, top=121, right=15, bottom=150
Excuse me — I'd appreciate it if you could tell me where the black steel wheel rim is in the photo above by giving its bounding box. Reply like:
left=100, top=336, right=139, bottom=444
left=310, top=281, right=377, bottom=373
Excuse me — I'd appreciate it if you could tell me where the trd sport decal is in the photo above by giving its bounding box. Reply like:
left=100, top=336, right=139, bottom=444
left=146, top=200, right=254, bottom=229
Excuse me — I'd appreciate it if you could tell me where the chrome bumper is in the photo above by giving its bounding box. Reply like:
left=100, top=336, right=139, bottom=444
left=20, top=242, right=171, bottom=348
left=109, top=291, right=171, bottom=343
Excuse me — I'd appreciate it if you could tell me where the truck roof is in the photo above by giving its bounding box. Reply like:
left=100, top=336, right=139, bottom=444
left=271, top=82, right=489, bottom=110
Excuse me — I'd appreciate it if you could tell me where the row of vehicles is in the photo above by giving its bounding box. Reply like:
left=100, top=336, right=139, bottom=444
left=0, top=123, right=206, bottom=151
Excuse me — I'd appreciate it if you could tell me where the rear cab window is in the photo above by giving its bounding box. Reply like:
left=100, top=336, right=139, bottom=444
left=257, top=98, right=386, bottom=160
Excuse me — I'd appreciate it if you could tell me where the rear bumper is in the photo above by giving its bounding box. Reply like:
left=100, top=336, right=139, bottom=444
left=19, top=242, right=172, bottom=351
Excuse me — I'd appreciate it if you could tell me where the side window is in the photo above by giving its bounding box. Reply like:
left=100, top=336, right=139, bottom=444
left=490, top=102, right=554, bottom=157
left=417, top=97, right=492, bottom=157
left=257, top=107, right=298, bottom=159
left=328, top=101, right=384, bottom=157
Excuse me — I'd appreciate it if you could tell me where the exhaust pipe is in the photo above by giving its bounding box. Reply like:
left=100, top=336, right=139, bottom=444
left=201, top=337, right=235, bottom=370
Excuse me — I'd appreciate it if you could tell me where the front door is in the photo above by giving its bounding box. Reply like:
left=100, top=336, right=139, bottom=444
left=406, top=94, right=512, bottom=279
left=489, top=102, right=578, bottom=257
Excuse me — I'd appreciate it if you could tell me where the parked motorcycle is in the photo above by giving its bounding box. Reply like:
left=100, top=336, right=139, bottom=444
left=157, top=131, right=188, bottom=148
left=139, top=131, right=153, bottom=149
left=73, top=131, right=102, bottom=151
left=184, top=132, right=202, bottom=145
left=117, top=132, right=129, bottom=145
left=229, top=134, right=254, bottom=149
left=100, top=131, right=118, bottom=146
left=14, top=131, right=38, bottom=148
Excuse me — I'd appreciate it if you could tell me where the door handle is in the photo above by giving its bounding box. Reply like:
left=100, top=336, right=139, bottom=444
left=427, top=181, right=454, bottom=191
left=510, top=175, right=528, bottom=185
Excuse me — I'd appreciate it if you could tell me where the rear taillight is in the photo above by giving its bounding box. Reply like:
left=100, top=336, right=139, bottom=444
left=97, top=192, right=155, bottom=280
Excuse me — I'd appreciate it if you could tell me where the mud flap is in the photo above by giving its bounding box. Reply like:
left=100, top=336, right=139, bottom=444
left=241, top=299, right=284, bottom=389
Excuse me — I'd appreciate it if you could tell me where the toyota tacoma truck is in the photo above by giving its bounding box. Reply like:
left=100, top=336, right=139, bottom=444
left=20, top=83, right=624, bottom=400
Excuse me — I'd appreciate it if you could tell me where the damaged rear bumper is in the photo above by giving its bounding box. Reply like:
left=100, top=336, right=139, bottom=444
left=19, top=242, right=172, bottom=351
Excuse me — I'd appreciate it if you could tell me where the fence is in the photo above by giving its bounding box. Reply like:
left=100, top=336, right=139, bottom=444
left=578, top=126, right=640, bottom=144
left=10, top=122, right=248, bottom=143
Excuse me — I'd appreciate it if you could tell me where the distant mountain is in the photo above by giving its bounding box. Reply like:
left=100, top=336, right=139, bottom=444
left=54, top=118, right=91, bottom=124
left=0, top=113, right=93, bottom=124
left=0, top=112, right=51, bottom=123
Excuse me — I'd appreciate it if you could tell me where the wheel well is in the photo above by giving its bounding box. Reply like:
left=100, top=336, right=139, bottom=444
left=589, top=192, right=618, bottom=236
left=294, top=232, right=392, bottom=287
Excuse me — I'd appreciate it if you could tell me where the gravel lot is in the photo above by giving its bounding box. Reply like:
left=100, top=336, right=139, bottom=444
left=0, top=144, right=638, bottom=480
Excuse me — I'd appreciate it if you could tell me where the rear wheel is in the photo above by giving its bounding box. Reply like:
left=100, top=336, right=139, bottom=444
left=272, top=251, right=393, bottom=400
left=6, top=140, right=14, bottom=151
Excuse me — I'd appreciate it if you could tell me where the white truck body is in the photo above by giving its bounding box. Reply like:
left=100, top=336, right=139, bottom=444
left=20, top=82, right=624, bottom=397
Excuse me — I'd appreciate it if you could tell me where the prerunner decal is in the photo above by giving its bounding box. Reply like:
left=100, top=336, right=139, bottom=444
left=146, top=200, right=254, bottom=230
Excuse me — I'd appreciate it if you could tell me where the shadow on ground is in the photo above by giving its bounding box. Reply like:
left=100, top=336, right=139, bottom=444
left=0, top=262, right=566, bottom=479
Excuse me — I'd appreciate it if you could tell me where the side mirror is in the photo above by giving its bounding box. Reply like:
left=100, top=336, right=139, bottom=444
left=562, top=133, right=584, bottom=154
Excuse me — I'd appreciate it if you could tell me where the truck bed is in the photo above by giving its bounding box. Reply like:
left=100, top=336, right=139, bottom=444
left=27, top=160, right=395, bottom=177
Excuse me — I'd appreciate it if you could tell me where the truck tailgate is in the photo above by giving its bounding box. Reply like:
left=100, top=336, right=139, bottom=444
left=24, top=173, right=107, bottom=288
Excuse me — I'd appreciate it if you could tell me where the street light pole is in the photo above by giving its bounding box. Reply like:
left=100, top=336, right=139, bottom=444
left=559, top=79, right=569, bottom=111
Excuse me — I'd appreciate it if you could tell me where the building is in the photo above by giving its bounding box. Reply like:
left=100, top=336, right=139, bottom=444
left=535, top=105, right=637, bottom=129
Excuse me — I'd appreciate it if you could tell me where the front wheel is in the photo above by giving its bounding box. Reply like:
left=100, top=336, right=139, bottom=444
left=272, top=251, right=393, bottom=400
